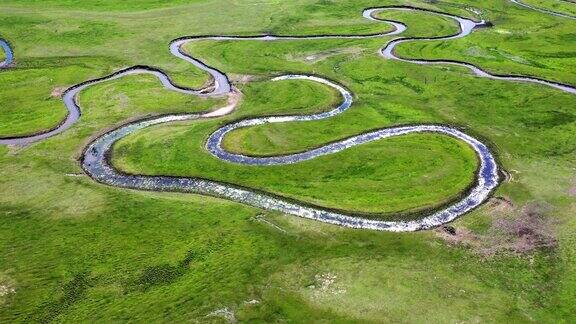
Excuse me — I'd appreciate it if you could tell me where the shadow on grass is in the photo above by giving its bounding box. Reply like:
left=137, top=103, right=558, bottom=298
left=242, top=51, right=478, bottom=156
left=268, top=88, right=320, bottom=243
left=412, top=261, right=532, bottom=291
left=126, top=250, right=196, bottom=293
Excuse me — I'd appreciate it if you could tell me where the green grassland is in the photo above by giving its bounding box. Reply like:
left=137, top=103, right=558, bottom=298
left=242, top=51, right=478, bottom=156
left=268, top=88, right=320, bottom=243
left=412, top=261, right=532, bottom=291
left=393, top=0, right=576, bottom=84
left=111, top=79, right=478, bottom=216
left=0, top=0, right=575, bottom=322
left=523, top=0, right=576, bottom=16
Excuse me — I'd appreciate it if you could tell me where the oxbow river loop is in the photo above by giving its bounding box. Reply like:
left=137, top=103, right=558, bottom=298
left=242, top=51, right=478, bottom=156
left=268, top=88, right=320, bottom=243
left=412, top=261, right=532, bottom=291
left=82, top=74, right=500, bottom=232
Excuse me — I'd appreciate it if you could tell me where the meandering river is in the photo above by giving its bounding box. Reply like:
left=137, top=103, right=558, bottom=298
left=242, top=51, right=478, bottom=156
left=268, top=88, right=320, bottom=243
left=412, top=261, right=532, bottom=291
left=2, top=6, right=575, bottom=230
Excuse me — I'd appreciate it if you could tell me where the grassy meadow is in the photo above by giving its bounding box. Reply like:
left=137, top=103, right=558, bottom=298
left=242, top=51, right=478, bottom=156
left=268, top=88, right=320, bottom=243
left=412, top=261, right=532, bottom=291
left=522, top=0, right=576, bottom=16
left=0, top=0, right=575, bottom=322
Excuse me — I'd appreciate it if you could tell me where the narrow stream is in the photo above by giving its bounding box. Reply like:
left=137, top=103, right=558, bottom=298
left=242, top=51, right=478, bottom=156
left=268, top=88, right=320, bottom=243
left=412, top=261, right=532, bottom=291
left=0, top=38, right=13, bottom=68
left=2, top=6, right=574, bottom=230
left=82, top=74, right=499, bottom=232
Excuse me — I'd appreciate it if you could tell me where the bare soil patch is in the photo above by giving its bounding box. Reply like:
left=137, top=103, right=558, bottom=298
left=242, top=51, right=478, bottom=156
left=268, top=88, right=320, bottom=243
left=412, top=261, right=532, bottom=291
left=206, top=307, right=237, bottom=323
left=306, top=272, right=346, bottom=299
left=50, top=87, right=67, bottom=98
left=437, top=199, right=557, bottom=256
left=229, top=74, right=258, bottom=84
left=0, top=273, right=16, bottom=306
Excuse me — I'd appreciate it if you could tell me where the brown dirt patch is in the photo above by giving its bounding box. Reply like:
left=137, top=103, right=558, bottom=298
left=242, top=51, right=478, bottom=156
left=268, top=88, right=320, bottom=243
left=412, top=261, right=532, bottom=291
left=51, top=86, right=67, bottom=98
left=487, top=196, right=514, bottom=213
left=437, top=200, right=557, bottom=257
left=436, top=226, right=480, bottom=248
left=229, top=74, right=258, bottom=84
